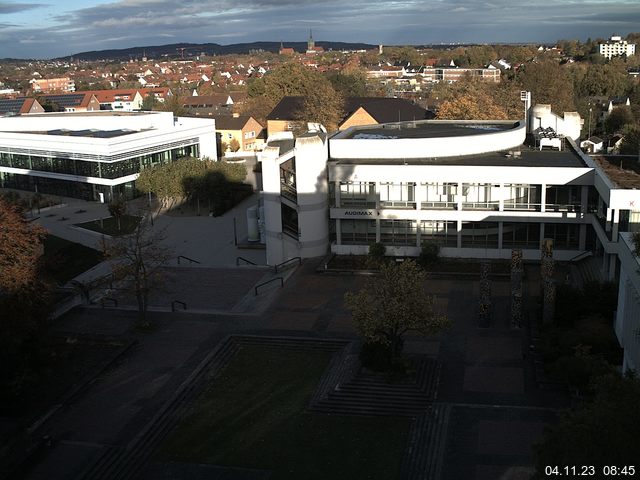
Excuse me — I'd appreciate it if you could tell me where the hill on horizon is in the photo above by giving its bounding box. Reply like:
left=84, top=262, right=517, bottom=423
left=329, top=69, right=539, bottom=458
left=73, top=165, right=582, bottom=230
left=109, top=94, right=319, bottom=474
left=57, top=41, right=382, bottom=61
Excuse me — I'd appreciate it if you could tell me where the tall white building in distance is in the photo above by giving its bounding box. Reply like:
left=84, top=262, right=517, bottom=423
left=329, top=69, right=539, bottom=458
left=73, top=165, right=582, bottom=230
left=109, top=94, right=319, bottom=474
left=599, top=35, right=636, bottom=59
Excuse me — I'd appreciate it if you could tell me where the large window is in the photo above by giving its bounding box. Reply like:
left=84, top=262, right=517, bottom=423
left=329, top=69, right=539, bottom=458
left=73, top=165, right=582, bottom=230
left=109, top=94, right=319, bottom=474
left=421, top=220, right=457, bottom=247
left=545, top=186, right=581, bottom=212
left=280, top=158, right=296, bottom=202
left=461, top=183, right=499, bottom=210
left=339, top=181, right=376, bottom=208
left=341, top=219, right=376, bottom=245
left=281, top=203, right=298, bottom=239
left=502, top=222, right=540, bottom=249
left=379, top=182, right=416, bottom=209
left=504, top=184, right=541, bottom=211
left=544, top=223, right=579, bottom=250
left=461, top=222, right=499, bottom=248
left=380, top=219, right=417, bottom=245
left=421, top=182, right=457, bottom=209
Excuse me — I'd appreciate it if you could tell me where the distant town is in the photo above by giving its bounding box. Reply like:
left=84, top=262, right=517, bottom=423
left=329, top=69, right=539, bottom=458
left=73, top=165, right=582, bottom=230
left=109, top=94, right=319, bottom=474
left=1, top=30, right=640, bottom=479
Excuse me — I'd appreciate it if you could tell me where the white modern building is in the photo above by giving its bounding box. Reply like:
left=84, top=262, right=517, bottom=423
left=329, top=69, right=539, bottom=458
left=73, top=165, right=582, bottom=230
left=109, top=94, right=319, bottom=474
left=0, top=111, right=216, bottom=201
left=258, top=105, right=640, bottom=373
left=599, top=35, right=636, bottom=59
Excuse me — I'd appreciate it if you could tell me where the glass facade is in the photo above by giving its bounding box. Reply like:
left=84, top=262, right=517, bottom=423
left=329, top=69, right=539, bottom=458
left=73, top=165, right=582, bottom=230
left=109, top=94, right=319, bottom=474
left=421, top=182, right=458, bottom=209
left=380, top=219, right=417, bottom=245
left=0, top=144, right=198, bottom=201
left=503, top=184, right=541, bottom=211
left=544, top=223, right=580, bottom=250
left=339, top=181, right=376, bottom=208
left=461, top=183, right=499, bottom=210
left=379, top=182, right=416, bottom=209
left=0, top=145, right=197, bottom=180
left=341, top=219, right=376, bottom=245
left=461, top=222, right=500, bottom=248
left=502, top=222, right=541, bottom=249
left=421, top=220, right=457, bottom=247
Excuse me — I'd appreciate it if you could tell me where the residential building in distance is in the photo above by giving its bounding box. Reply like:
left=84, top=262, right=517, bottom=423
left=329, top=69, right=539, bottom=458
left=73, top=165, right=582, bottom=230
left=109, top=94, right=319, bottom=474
left=79, top=89, right=145, bottom=111
left=0, top=97, right=44, bottom=116
left=37, top=93, right=101, bottom=112
left=0, top=111, right=216, bottom=201
left=266, top=96, right=434, bottom=136
left=182, top=94, right=235, bottom=117
left=216, top=115, right=264, bottom=153
left=30, top=77, right=76, bottom=93
left=599, top=35, right=636, bottom=59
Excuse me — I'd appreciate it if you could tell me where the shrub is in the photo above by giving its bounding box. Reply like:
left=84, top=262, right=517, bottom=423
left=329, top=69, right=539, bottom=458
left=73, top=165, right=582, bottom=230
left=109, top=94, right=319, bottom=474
left=368, top=242, right=386, bottom=259
left=418, top=241, right=440, bottom=269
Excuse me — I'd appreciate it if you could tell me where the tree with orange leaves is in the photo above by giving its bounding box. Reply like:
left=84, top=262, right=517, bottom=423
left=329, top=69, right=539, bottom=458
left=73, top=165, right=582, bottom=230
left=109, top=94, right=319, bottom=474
left=0, top=197, right=45, bottom=293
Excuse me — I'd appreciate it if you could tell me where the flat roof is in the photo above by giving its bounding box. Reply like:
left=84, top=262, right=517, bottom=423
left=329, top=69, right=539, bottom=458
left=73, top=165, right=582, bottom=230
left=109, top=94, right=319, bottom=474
left=16, top=129, right=140, bottom=138
left=330, top=145, right=588, bottom=168
left=341, top=121, right=518, bottom=140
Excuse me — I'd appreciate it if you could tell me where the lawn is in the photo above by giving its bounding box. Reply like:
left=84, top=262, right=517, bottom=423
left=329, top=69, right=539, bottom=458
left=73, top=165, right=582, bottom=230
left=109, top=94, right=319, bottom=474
left=43, top=235, right=103, bottom=284
left=75, top=214, right=141, bottom=236
left=159, top=345, right=410, bottom=480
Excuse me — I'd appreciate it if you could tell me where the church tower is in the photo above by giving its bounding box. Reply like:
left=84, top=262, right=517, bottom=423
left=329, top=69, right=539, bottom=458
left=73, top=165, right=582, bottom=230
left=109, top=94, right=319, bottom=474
left=307, top=30, right=315, bottom=53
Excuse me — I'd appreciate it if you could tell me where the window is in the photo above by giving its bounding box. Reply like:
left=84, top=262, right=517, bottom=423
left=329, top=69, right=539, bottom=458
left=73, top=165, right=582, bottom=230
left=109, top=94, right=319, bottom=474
left=502, top=222, right=540, bottom=249
left=421, top=182, right=457, bottom=209
left=379, top=182, right=416, bottom=209
left=461, top=183, right=499, bottom=210
left=461, top=222, right=499, bottom=248
left=341, top=219, right=376, bottom=244
left=421, top=220, right=457, bottom=247
left=380, top=219, right=417, bottom=246
left=544, top=223, right=579, bottom=250
left=339, top=181, right=376, bottom=208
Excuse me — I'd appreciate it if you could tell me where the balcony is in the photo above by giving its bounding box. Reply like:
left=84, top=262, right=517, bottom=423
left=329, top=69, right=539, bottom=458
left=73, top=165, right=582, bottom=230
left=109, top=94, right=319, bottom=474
left=380, top=200, right=416, bottom=209
left=421, top=200, right=457, bottom=210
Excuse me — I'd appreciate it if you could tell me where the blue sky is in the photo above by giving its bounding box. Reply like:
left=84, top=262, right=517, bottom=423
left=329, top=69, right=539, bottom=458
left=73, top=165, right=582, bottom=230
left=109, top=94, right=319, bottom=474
left=1, top=0, right=639, bottom=59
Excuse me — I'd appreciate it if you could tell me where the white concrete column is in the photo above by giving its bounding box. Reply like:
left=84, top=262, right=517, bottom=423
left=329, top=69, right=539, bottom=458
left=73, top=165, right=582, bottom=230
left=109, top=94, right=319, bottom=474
left=498, top=183, right=504, bottom=212
left=416, top=182, right=423, bottom=211
left=457, top=181, right=463, bottom=211
left=334, top=181, right=341, bottom=208
left=612, top=209, right=620, bottom=240
left=540, top=183, right=547, bottom=213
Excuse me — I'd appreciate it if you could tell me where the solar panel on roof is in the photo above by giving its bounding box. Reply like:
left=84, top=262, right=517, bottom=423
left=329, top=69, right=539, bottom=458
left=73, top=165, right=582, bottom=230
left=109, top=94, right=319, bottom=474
left=0, top=98, right=28, bottom=114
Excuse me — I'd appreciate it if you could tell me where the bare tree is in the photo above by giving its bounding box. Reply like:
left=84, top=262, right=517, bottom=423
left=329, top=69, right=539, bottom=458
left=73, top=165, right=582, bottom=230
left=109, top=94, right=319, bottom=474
left=103, top=214, right=173, bottom=327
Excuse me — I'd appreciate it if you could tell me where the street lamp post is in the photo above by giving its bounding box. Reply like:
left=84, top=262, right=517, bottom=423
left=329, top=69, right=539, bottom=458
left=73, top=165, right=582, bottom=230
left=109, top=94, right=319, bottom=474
left=588, top=107, right=592, bottom=139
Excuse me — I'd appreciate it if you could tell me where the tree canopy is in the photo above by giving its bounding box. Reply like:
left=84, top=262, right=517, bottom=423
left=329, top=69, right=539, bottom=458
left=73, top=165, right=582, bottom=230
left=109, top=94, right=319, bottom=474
left=344, top=260, right=449, bottom=362
left=0, top=197, right=46, bottom=293
left=533, top=373, right=640, bottom=474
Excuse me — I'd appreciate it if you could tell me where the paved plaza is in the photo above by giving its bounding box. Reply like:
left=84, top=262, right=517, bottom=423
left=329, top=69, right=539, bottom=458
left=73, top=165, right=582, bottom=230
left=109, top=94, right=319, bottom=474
left=4, top=194, right=569, bottom=480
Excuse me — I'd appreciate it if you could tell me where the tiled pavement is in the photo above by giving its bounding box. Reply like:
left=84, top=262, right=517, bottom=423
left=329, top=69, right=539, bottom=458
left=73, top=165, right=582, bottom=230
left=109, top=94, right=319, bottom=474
left=16, top=258, right=568, bottom=480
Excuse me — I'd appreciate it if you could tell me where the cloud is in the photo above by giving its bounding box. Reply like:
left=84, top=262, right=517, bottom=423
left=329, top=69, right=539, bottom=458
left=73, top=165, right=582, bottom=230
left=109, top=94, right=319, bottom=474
left=0, top=1, right=47, bottom=14
left=1, top=0, right=640, bottom=58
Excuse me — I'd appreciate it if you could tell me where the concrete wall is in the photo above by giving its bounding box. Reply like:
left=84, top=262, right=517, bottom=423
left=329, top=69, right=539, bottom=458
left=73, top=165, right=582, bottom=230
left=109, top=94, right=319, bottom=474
left=330, top=120, right=526, bottom=159
left=530, top=104, right=582, bottom=142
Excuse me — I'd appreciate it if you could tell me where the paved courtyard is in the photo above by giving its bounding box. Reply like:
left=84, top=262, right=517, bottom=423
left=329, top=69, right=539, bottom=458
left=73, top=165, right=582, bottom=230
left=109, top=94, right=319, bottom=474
left=10, top=201, right=570, bottom=480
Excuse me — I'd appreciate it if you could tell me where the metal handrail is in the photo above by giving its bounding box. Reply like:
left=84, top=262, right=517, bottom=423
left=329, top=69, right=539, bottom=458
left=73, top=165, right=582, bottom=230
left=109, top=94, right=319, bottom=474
left=171, top=300, right=187, bottom=311
left=101, top=297, right=118, bottom=308
left=254, top=277, right=283, bottom=295
left=274, top=256, right=302, bottom=273
left=177, top=255, right=201, bottom=265
left=569, top=250, right=593, bottom=263
left=236, top=256, right=257, bottom=266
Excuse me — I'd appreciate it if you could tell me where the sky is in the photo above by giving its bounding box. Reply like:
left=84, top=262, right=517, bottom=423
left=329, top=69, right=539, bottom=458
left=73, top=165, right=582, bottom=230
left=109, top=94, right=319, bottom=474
left=1, top=0, right=639, bottom=59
